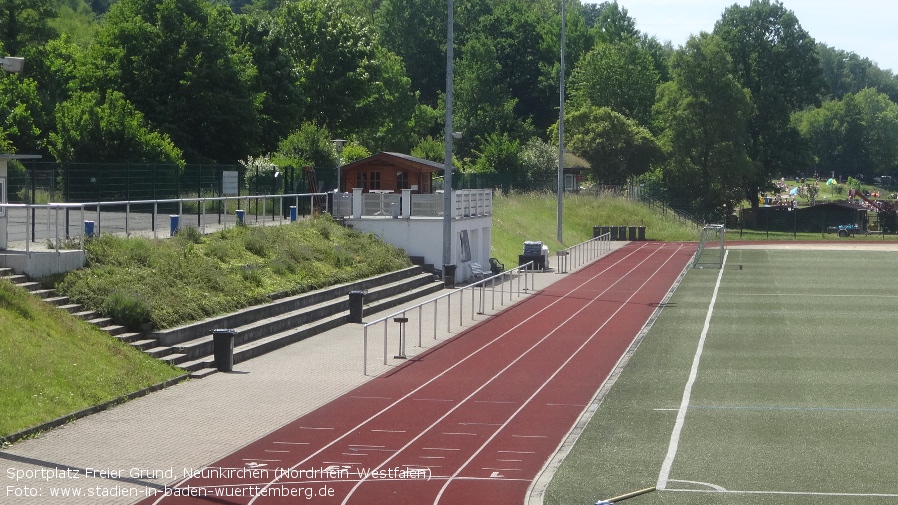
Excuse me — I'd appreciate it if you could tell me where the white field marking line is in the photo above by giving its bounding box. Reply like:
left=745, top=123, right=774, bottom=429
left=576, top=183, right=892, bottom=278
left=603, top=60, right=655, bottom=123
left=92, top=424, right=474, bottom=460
left=371, top=429, right=406, bottom=433
left=350, top=395, right=392, bottom=399
left=188, top=244, right=649, bottom=505
left=443, top=432, right=477, bottom=436
left=736, top=293, right=898, bottom=298
left=335, top=245, right=665, bottom=505
left=498, top=450, right=535, bottom=454
left=340, top=245, right=669, bottom=505
left=656, top=249, right=728, bottom=491
left=272, top=441, right=309, bottom=445
left=434, top=244, right=686, bottom=505
left=665, top=488, right=898, bottom=498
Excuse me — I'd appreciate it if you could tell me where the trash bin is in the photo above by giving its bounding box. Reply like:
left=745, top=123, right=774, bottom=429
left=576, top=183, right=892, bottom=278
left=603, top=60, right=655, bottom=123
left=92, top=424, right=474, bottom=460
left=628, top=226, right=637, bottom=241
left=390, top=202, right=399, bottom=218
left=289, top=206, right=297, bottom=222
left=443, top=264, right=457, bottom=288
left=84, top=221, right=95, bottom=238
left=348, top=290, right=366, bottom=323
left=637, top=226, right=646, bottom=241
left=235, top=209, right=245, bottom=224
left=617, top=226, right=628, bottom=241
left=169, top=215, right=179, bottom=237
left=609, top=226, right=619, bottom=241
left=593, top=226, right=601, bottom=238
left=601, top=226, right=610, bottom=237
left=212, top=329, right=236, bottom=372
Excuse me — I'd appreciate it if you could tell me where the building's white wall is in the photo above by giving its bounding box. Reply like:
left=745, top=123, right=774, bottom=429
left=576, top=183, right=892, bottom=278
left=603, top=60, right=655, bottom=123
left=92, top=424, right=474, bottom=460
left=346, top=215, right=492, bottom=283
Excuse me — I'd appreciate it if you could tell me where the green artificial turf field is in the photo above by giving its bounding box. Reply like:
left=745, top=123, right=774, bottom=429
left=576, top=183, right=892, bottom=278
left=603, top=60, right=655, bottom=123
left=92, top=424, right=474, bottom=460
left=546, top=245, right=898, bottom=505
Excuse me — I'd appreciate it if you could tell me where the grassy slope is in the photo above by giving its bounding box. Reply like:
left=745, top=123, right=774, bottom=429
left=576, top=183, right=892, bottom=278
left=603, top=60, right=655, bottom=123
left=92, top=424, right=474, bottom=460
left=0, top=280, right=183, bottom=438
left=490, top=192, right=700, bottom=267
left=1, top=193, right=698, bottom=440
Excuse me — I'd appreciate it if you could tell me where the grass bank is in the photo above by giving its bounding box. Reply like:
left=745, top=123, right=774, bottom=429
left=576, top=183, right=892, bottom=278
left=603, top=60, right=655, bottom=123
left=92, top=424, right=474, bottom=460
left=490, top=192, right=700, bottom=267
left=0, top=280, right=183, bottom=439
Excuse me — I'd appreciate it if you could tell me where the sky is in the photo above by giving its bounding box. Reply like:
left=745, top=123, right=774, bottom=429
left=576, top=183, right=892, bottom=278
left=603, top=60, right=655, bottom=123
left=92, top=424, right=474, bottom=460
left=586, top=1, right=898, bottom=73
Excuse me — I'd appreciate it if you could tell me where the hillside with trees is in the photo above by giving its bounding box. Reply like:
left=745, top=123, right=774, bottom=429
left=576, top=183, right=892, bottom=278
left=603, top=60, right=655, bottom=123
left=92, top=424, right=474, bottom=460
left=2, top=0, right=898, bottom=221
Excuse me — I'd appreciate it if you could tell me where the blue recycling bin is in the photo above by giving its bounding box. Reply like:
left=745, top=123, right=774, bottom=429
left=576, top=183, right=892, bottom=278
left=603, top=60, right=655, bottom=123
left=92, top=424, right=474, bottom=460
left=290, top=206, right=297, bottom=222
left=235, top=209, right=245, bottom=224
left=84, top=221, right=95, bottom=238
left=169, top=215, right=179, bottom=236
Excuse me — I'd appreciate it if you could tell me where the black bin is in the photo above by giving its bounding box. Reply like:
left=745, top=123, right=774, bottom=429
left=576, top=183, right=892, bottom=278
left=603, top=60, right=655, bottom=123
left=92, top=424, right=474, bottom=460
left=348, top=290, right=366, bottom=323
left=638, top=226, right=646, bottom=241
left=593, top=226, right=601, bottom=238
left=617, top=226, right=628, bottom=241
left=601, top=226, right=610, bottom=237
left=609, top=226, right=619, bottom=241
left=212, top=329, right=236, bottom=372
left=628, top=226, right=637, bottom=240
left=443, top=264, right=457, bottom=288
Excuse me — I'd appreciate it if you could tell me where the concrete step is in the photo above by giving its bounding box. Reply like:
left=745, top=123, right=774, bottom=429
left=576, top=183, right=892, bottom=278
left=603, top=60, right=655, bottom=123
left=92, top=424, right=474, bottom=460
left=101, top=324, right=127, bottom=336
left=73, top=310, right=98, bottom=320
left=5, top=274, right=28, bottom=283
left=160, top=353, right=188, bottom=366
left=0, top=267, right=13, bottom=277
left=188, top=368, right=218, bottom=379
left=114, top=332, right=143, bottom=344
left=33, top=290, right=60, bottom=300
left=130, top=339, right=157, bottom=351
left=16, top=281, right=42, bottom=292
left=58, top=303, right=83, bottom=313
left=178, top=357, right=214, bottom=373
left=145, top=346, right=174, bottom=359
left=87, top=317, right=113, bottom=327
left=44, top=296, right=71, bottom=306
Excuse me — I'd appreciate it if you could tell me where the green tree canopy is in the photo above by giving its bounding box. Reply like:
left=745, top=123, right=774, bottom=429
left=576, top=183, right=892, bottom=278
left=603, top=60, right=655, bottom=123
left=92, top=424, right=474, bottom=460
left=653, top=34, right=753, bottom=219
left=84, top=0, right=260, bottom=163
left=48, top=90, right=183, bottom=164
left=714, top=0, right=826, bottom=205
left=561, top=105, right=661, bottom=184
left=568, top=39, right=660, bottom=125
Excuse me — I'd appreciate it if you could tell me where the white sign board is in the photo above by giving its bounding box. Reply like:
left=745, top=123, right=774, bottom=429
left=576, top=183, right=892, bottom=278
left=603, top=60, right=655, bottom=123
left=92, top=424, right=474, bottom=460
left=0, top=177, right=5, bottom=217
left=222, top=171, right=239, bottom=196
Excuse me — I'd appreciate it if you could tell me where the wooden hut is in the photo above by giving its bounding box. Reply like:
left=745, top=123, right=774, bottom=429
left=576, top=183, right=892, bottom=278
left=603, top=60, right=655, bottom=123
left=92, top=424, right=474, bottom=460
left=339, top=152, right=440, bottom=194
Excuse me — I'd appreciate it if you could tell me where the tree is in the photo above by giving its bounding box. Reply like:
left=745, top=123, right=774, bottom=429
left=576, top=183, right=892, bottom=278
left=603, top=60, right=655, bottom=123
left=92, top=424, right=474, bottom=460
left=713, top=0, right=826, bottom=207
left=272, top=122, right=336, bottom=173
left=374, top=0, right=446, bottom=106
left=568, top=39, right=660, bottom=125
left=0, top=0, right=57, bottom=55
left=653, top=34, right=753, bottom=219
left=561, top=105, right=661, bottom=184
left=84, top=0, right=261, bottom=163
left=274, top=0, right=414, bottom=145
left=454, top=34, right=533, bottom=164
left=48, top=90, right=183, bottom=164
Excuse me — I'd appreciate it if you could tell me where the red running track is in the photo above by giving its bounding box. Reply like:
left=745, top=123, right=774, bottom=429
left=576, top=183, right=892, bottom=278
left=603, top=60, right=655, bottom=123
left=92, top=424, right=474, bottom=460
left=140, top=242, right=694, bottom=505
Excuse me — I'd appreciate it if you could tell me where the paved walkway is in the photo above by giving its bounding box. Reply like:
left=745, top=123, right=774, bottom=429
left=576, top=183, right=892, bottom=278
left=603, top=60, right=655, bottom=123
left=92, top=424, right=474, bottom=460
left=0, top=245, right=627, bottom=505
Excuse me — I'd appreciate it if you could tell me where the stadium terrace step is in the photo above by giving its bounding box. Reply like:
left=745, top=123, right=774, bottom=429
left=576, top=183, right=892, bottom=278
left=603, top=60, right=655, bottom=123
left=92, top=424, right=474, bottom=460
left=7, top=263, right=443, bottom=379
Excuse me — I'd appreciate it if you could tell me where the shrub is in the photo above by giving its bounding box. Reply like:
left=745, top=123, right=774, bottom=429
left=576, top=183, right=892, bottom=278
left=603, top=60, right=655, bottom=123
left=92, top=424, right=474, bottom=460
left=102, top=292, right=153, bottom=331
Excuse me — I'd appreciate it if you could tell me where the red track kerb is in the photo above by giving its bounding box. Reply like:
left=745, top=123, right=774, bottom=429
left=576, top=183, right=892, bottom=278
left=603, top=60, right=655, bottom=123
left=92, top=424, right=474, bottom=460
left=140, top=242, right=694, bottom=505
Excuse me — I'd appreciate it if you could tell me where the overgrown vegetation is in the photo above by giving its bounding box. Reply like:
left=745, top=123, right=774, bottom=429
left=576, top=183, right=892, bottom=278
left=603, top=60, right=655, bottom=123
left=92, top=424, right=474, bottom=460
left=0, top=280, right=182, bottom=438
left=55, top=215, right=412, bottom=330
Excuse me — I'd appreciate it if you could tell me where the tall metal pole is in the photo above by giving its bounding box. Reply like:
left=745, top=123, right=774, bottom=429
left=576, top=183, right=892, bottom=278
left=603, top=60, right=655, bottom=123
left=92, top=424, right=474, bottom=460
left=556, top=0, right=566, bottom=243
left=442, top=0, right=455, bottom=273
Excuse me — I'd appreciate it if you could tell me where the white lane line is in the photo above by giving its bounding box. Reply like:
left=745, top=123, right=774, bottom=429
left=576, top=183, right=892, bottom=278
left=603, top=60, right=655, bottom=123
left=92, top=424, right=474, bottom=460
left=498, top=450, right=535, bottom=454
left=351, top=396, right=393, bottom=399
left=264, top=450, right=290, bottom=453
left=231, top=244, right=651, bottom=505
left=371, top=429, right=406, bottom=433
left=443, top=432, right=477, bottom=436
left=433, top=244, right=685, bottom=505
left=414, top=398, right=454, bottom=402
left=423, top=447, right=460, bottom=451
left=299, top=426, right=334, bottom=430
left=459, top=422, right=501, bottom=426
left=272, top=441, right=309, bottom=445
left=511, top=435, right=547, bottom=439
left=656, top=250, right=728, bottom=491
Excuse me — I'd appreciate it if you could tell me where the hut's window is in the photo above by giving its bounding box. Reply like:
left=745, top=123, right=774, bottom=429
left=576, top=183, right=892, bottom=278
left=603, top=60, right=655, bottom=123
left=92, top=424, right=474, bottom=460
left=397, top=171, right=409, bottom=190
left=370, top=171, right=381, bottom=190
left=356, top=171, right=367, bottom=189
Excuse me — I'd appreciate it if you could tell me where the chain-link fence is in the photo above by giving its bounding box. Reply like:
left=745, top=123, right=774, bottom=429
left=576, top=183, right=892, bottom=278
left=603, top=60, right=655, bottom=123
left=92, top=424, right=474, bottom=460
left=7, top=162, right=339, bottom=205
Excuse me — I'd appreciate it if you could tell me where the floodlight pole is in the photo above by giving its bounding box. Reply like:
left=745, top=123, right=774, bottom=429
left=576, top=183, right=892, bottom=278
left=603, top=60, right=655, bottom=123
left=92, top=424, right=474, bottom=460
left=556, top=0, right=566, bottom=243
left=442, top=0, right=455, bottom=274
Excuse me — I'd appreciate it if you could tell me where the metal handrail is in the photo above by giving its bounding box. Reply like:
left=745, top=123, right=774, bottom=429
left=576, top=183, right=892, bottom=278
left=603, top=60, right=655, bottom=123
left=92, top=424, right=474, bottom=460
left=556, top=233, right=613, bottom=274
left=362, top=261, right=536, bottom=375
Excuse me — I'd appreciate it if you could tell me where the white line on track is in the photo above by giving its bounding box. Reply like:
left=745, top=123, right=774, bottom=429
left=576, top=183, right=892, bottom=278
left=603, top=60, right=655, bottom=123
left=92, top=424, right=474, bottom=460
left=433, top=244, right=686, bottom=505
left=158, top=244, right=651, bottom=505
left=656, top=250, right=728, bottom=491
